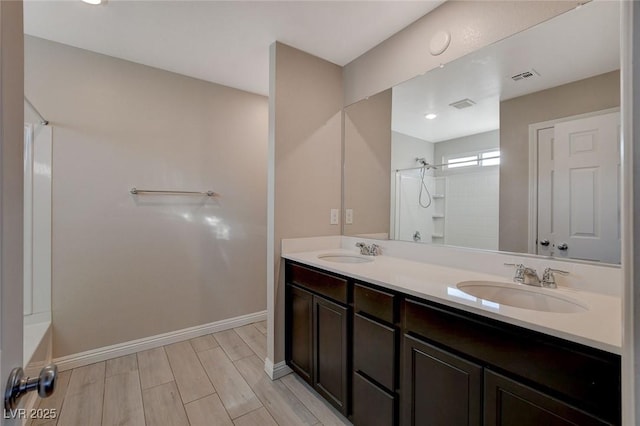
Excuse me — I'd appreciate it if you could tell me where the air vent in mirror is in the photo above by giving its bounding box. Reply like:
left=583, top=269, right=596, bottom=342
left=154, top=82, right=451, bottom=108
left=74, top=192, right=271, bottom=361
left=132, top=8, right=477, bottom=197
left=449, top=98, right=476, bottom=109
left=511, top=69, right=540, bottom=81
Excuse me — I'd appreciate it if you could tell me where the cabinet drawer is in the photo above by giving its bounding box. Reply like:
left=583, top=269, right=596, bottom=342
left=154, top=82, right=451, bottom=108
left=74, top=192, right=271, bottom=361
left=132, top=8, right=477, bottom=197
left=354, top=283, right=395, bottom=323
left=403, top=298, right=620, bottom=423
left=353, top=372, right=395, bottom=426
left=354, top=313, right=396, bottom=391
left=287, top=263, right=348, bottom=304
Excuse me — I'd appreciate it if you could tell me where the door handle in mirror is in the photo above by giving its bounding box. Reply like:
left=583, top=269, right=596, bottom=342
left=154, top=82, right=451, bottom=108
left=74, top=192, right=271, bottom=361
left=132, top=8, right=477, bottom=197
left=4, top=364, right=57, bottom=410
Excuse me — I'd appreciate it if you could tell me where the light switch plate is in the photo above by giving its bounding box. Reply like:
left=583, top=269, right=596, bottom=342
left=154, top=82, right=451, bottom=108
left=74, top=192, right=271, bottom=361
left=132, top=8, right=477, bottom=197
left=330, top=209, right=339, bottom=225
left=345, top=209, right=353, bottom=224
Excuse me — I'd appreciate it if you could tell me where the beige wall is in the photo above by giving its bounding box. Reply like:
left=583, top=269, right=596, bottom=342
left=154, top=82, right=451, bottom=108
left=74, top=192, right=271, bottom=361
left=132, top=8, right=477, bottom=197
left=266, top=1, right=592, bottom=368
left=343, top=1, right=575, bottom=106
left=25, top=36, right=269, bottom=357
left=0, top=0, right=25, bottom=384
left=499, top=70, right=620, bottom=253
left=269, top=42, right=343, bottom=364
left=343, top=89, right=391, bottom=237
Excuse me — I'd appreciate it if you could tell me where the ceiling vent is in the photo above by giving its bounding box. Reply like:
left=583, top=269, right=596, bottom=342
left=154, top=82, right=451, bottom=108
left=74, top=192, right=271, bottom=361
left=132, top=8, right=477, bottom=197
left=511, top=69, right=540, bottom=81
left=449, top=98, right=476, bottom=109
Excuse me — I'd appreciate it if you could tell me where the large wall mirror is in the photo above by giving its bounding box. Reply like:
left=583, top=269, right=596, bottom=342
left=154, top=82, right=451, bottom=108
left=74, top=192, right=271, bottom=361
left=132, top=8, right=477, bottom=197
left=343, top=1, right=621, bottom=264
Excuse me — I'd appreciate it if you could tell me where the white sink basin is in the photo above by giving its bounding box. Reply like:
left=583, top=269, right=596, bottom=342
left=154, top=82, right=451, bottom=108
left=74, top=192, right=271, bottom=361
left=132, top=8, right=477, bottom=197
left=456, top=281, right=587, bottom=314
left=317, top=253, right=374, bottom=264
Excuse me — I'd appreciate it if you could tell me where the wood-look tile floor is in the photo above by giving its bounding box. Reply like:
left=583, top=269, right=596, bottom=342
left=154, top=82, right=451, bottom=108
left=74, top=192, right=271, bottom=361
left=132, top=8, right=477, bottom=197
left=30, top=321, right=352, bottom=426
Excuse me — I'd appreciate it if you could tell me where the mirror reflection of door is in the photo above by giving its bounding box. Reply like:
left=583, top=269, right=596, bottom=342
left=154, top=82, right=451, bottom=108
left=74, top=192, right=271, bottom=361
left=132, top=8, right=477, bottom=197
left=535, top=110, right=620, bottom=263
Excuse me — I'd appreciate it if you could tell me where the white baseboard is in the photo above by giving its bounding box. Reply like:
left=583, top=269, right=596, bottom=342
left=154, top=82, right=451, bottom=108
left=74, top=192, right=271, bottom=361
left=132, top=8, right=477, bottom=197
left=264, top=357, right=293, bottom=380
left=54, top=310, right=267, bottom=372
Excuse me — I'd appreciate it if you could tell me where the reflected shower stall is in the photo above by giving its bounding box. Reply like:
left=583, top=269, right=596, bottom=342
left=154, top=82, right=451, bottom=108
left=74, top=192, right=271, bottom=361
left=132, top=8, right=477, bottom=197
left=394, top=166, right=444, bottom=244
left=394, top=158, right=499, bottom=250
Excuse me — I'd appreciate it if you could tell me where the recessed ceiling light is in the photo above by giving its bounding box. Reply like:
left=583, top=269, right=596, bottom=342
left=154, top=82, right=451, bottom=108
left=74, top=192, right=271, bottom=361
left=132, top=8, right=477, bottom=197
left=82, top=0, right=104, bottom=5
left=425, top=113, right=437, bottom=120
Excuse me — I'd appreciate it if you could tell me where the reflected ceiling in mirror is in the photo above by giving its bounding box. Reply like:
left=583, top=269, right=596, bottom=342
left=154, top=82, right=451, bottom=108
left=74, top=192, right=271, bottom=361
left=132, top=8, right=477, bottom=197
left=342, top=1, right=621, bottom=264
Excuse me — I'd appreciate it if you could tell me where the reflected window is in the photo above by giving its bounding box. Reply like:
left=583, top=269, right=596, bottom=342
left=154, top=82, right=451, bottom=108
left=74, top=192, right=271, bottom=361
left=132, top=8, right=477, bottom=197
left=444, top=150, right=500, bottom=169
left=446, top=155, right=478, bottom=168
left=481, top=150, right=501, bottom=166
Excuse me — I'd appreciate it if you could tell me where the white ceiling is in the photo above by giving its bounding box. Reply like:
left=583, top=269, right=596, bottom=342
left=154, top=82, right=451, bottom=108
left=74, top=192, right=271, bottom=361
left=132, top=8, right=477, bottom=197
left=24, top=0, right=444, bottom=96
left=391, top=0, right=620, bottom=143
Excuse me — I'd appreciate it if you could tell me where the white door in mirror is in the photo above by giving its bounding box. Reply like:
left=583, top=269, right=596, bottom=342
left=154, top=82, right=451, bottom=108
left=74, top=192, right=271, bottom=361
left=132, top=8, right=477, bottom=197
left=538, top=111, right=620, bottom=263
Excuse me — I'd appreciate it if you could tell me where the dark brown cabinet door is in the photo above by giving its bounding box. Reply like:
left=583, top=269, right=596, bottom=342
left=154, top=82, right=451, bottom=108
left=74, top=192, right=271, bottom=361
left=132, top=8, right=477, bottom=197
left=484, top=370, right=612, bottom=426
left=402, top=335, right=482, bottom=426
left=353, top=371, right=395, bottom=426
left=314, top=295, right=349, bottom=416
left=286, top=285, right=313, bottom=384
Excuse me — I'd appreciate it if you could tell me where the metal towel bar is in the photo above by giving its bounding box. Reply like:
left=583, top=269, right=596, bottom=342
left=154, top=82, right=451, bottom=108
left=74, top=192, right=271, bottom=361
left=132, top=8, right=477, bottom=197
left=130, top=188, right=219, bottom=197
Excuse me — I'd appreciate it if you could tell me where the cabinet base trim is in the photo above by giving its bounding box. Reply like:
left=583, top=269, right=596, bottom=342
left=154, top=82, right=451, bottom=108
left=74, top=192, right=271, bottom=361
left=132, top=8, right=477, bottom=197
left=265, top=357, right=293, bottom=380
left=54, top=310, right=267, bottom=371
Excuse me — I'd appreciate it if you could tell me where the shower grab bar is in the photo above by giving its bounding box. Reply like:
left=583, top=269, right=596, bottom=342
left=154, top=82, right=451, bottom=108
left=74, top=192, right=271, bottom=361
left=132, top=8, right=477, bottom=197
left=130, top=188, right=219, bottom=197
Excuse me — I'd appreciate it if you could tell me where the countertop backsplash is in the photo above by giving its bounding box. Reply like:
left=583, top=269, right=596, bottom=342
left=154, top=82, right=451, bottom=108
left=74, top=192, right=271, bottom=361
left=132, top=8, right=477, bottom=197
left=281, top=235, right=622, bottom=298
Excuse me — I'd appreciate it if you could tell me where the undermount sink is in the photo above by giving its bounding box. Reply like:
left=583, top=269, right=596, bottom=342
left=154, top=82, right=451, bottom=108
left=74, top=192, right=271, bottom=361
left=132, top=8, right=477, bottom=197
left=317, top=253, right=374, bottom=264
left=456, top=281, right=588, bottom=314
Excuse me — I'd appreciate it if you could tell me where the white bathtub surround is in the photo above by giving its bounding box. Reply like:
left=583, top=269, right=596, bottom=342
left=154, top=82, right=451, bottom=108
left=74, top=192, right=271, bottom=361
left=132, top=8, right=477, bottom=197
left=22, top=312, right=53, bottom=422
left=394, top=170, right=436, bottom=242
left=22, top=123, right=52, bottom=319
left=442, top=167, right=499, bottom=250
left=282, top=236, right=622, bottom=354
left=24, top=311, right=51, bottom=366
left=22, top=119, right=54, bottom=407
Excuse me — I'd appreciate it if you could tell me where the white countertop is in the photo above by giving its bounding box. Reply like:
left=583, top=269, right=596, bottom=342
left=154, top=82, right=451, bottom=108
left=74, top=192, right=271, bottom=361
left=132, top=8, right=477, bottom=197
left=283, top=249, right=622, bottom=355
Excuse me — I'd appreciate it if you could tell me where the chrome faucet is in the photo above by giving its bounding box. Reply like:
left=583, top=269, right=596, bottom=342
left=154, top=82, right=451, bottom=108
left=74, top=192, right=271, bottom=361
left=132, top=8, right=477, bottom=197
left=541, top=268, right=569, bottom=289
left=505, top=263, right=569, bottom=288
left=511, top=263, right=541, bottom=286
left=356, top=242, right=381, bottom=256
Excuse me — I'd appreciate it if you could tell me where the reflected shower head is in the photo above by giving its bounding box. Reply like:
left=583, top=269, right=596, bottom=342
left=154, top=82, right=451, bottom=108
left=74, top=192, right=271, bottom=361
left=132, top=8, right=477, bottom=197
left=416, top=158, right=437, bottom=169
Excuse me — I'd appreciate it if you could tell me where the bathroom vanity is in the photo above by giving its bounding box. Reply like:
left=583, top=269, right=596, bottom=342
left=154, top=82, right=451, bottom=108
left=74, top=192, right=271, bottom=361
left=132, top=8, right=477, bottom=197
left=283, top=251, right=621, bottom=426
